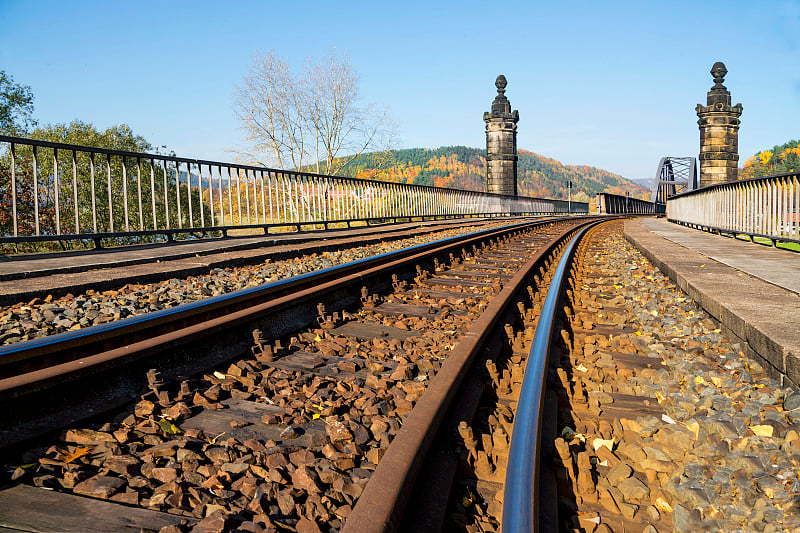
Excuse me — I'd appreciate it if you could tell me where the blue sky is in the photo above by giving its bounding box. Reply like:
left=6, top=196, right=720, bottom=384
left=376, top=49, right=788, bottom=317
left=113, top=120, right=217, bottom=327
left=1, top=0, right=798, bottom=181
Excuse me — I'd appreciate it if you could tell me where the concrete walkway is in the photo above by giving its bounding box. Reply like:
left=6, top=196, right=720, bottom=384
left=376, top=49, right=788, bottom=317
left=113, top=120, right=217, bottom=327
left=625, top=217, right=800, bottom=387
left=636, top=218, right=800, bottom=294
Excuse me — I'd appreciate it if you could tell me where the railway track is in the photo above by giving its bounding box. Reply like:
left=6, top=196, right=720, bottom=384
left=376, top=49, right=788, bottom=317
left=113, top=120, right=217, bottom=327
left=0, top=216, right=605, bottom=532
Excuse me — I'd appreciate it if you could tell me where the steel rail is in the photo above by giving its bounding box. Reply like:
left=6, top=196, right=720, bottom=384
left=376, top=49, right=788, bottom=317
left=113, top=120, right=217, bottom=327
left=342, top=219, right=598, bottom=533
left=501, top=221, right=600, bottom=533
left=0, top=217, right=595, bottom=452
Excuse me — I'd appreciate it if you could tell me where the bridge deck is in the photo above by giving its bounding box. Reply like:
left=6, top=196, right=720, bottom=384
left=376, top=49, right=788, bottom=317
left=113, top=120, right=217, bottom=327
left=625, top=217, right=800, bottom=387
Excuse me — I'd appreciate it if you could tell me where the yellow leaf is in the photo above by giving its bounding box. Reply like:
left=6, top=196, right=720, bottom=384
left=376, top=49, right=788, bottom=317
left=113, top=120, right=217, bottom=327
left=655, top=392, right=665, bottom=404
left=613, top=285, right=621, bottom=289
left=213, top=371, right=226, bottom=379
left=156, top=418, right=183, bottom=435
left=314, top=335, right=322, bottom=342
left=58, top=446, right=91, bottom=464
left=711, top=377, right=722, bottom=387
left=576, top=363, right=588, bottom=373
left=635, top=331, right=642, bottom=336
left=695, top=376, right=706, bottom=385
left=312, top=414, right=321, bottom=420
left=750, top=425, right=774, bottom=437
left=592, top=437, right=614, bottom=452
left=685, top=420, right=700, bottom=439
left=654, top=497, right=673, bottom=513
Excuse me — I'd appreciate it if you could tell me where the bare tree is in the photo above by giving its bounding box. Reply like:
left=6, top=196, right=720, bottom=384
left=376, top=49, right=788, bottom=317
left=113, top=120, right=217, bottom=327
left=233, top=49, right=395, bottom=175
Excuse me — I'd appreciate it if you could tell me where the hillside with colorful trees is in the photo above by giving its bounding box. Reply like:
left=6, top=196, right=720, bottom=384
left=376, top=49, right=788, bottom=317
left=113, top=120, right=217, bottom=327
left=740, top=139, right=800, bottom=179
left=325, top=146, right=649, bottom=202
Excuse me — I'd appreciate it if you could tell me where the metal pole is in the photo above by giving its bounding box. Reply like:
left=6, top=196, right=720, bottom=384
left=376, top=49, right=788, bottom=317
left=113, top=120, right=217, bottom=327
left=72, top=150, right=79, bottom=233
left=54, top=148, right=61, bottom=234
left=89, top=153, right=97, bottom=233
left=163, top=159, right=170, bottom=230
left=199, top=163, right=206, bottom=228
left=245, top=168, right=252, bottom=225
left=187, top=162, right=194, bottom=229
left=175, top=161, right=182, bottom=229
left=122, top=156, right=129, bottom=231
left=33, top=145, right=40, bottom=235
left=149, top=159, right=157, bottom=230
left=10, top=143, right=16, bottom=237
left=136, top=158, right=144, bottom=230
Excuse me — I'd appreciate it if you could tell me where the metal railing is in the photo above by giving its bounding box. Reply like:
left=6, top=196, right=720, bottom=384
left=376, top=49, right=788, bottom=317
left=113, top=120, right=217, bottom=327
left=0, top=135, right=588, bottom=245
left=595, top=192, right=665, bottom=215
left=502, top=223, right=596, bottom=533
left=666, top=171, right=800, bottom=245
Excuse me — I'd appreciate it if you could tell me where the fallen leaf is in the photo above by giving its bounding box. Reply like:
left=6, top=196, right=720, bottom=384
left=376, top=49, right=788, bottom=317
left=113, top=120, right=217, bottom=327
left=750, top=425, right=774, bottom=437
left=654, top=497, right=673, bottom=513
left=661, top=414, right=677, bottom=424
left=592, top=438, right=614, bottom=452
left=58, top=447, right=91, bottom=464
left=156, top=418, right=183, bottom=435
left=213, top=371, right=226, bottom=379
left=576, top=364, right=589, bottom=373
left=685, top=420, right=701, bottom=439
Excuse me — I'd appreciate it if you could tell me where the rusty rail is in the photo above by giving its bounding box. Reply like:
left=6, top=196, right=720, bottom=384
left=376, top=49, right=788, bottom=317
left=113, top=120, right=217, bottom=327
left=0, top=217, right=592, bottom=453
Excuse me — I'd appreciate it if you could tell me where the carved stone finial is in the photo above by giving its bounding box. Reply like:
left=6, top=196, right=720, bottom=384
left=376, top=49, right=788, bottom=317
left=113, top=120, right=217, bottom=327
left=711, top=62, right=727, bottom=89
left=495, top=75, right=507, bottom=94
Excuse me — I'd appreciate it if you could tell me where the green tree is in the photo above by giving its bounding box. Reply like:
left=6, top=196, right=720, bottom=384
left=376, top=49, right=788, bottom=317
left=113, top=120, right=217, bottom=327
left=2, top=121, right=211, bottom=248
left=0, top=71, right=37, bottom=135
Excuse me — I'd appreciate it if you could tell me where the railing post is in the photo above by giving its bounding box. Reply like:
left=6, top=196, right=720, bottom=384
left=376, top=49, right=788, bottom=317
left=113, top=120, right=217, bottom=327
left=89, top=152, right=97, bottom=233
left=149, top=159, right=157, bottom=230
left=10, top=143, right=17, bottom=237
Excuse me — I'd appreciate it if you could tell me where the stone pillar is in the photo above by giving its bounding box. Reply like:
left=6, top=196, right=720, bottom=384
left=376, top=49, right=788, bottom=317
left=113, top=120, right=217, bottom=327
left=483, top=75, right=519, bottom=196
left=696, top=62, right=743, bottom=186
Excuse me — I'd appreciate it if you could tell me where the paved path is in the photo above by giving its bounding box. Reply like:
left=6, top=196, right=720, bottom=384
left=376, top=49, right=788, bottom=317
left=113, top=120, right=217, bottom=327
left=637, top=218, right=800, bottom=294
left=625, top=217, right=800, bottom=387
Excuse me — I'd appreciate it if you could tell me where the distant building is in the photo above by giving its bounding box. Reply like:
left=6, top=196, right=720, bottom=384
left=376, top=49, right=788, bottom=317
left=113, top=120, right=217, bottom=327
left=483, top=75, right=519, bottom=196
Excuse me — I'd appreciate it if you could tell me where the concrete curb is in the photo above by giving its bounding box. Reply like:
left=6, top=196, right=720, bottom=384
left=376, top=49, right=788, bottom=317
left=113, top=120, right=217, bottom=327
left=624, top=219, right=800, bottom=387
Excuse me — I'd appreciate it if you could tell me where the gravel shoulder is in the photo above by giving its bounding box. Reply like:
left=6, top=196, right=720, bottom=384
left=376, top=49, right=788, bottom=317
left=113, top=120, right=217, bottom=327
left=0, top=221, right=512, bottom=347
left=557, top=222, right=800, bottom=532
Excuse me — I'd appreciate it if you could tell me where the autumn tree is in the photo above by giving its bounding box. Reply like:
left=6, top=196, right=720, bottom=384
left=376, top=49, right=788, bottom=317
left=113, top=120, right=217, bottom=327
left=233, top=48, right=395, bottom=175
left=0, top=70, right=36, bottom=135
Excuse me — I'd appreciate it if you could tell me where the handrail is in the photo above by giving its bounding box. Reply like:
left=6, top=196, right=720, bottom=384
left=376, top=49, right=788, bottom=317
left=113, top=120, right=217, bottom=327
left=0, top=134, right=574, bottom=195
left=0, top=135, right=589, bottom=246
left=666, top=171, right=800, bottom=244
left=595, top=192, right=664, bottom=215
left=502, top=222, right=597, bottom=532
left=667, top=170, right=800, bottom=199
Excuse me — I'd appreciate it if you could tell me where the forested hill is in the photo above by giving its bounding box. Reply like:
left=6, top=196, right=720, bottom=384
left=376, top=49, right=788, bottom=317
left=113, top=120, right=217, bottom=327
left=329, top=146, right=649, bottom=201
left=740, top=139, right=799, bottom=179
